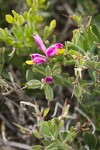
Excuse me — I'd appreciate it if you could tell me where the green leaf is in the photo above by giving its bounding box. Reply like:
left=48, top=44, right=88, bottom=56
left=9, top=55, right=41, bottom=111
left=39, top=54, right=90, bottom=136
left=86, top=61, right=96, bottom=68
left=26, top=0, right=33, bottom=6
left=65, top=60, right=76, bottom=65
left=40, top=0, right=46, bottom=4
left=44, top=84, right=53, bottom=101
left=83, top=132, right=97, bottom=149
left=70, top=126, right=75, bottom=132
left=33, top=65, right=45, bottom=75
left=88, top=26, right=98, bottom=46
left=12, top=26, right=23, bottom=42
left=52, top=63, right=61, bottom=75
left=85, top=16, right=92, bottom=27
left=60, top=131, right=68, bottom=141
left=88, top=69, right=94, bottom=80
left=96, top=62, right=100, bottom=69
left=58, top=120, right=64, bottom=129
left=13, top=41, right=23, bottom=49
left=45, top=141, right=57, bottom=150
left=63, top=131, right=76, bottom=143
left=17, top=15, right=24, bottom=26
left=12, top=10, right=18, bottom=21
left=6, top=14, right=14, bottom=23
left=67, top=41, right=84, bottom=54
left=44, top=26, right=50, bottom=39
left=44, top=20, right=56, bottom=40
left=53, top=75, right=64, bottom=85
left=0, top=28, right=7, bottom=40
left=45, top=66, right=52, bottom=76
left=32, top=130, right=43, bottom=139
left=32, top=145, right=43, bottom=150
left=67, top=77, right=74, bottom=84
left=63, top=104, right=70, bottom=118
left=26, top=69, right=34, bottom=81
left=92, top=25, right=100, bottom=40
left=57, top=140, right=71, bottom=150
left=50, top=118, right=60, bottom=138
left=50, top=20, right=56, bottom=29
left=43, top=107, right=50, bottom=118
left=72, top=15, right=81, bottom=24
left=74, top=83, right=83, bottom=101
left=25, top=79, right=41, bottom=89
left=68, top=49, right=78, bottom=59
left=43, top=139, right=52, bottom=147
left=39, top=122, right=51, bottom=138
left=5, top=37, right=14, bottom=45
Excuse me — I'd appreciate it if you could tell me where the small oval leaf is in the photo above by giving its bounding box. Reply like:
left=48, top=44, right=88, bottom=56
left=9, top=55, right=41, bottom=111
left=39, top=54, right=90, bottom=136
left=6, top=15, right=14, bottom=23
left=45, top=66, right=52, bottom=76
left=25, top=79, right=41, bottom=89
left=44, top=84, right=53, bottom=101
left=43, top=107, right=50, bottom=118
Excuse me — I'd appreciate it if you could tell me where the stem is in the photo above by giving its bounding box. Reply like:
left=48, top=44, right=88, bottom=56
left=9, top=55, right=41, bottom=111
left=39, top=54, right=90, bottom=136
left=75, top=107, right=95, bottom=133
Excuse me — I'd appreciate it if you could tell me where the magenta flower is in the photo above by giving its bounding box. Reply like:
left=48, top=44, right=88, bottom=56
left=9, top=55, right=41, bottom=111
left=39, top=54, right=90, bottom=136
left=26, top=34, right=64, bottom=65
left=33, top=34, right=64, bottom=57
left=46, top=43, right=63, bottom=57
left=42, top=76, right=53, bottom=84
left=45, top=76, right=53, bottom=84
left=33, top=34, right=46, bottom=53
left=30, top=54, right=46, bottom=65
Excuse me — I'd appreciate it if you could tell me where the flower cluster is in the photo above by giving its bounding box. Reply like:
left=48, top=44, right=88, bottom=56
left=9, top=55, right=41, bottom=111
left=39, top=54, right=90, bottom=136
left=26, top=34, right=64, bottom=65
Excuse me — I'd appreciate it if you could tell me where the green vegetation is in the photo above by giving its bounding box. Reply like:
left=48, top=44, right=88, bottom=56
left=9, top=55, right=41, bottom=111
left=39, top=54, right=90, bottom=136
left=0, top=0, right=100, bottom=149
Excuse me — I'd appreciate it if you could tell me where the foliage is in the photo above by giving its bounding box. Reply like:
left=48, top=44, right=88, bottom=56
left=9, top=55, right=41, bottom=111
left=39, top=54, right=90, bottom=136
left=0, top=0, right=100, bottom=150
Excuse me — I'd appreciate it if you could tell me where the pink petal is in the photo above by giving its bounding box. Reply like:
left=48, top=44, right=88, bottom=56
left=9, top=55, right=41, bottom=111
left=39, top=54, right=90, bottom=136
left=45, top=76, right=53, bottom=84
left=46, top=45, right=58, bottom=57
left=30, top=53, right=45, bottom=60
left=54, top=43, right=63, bottom=49
left=30, top=53, right=46, bottom=65
left=34, top=57, right=46, bottom=65
left=33, top=34, right=46, bottom=53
